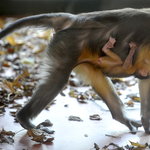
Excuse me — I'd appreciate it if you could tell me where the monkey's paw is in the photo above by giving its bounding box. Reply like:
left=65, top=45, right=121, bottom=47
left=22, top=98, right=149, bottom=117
left=125, top=119, right=142, bottom=134
left=16, top=111, right=36, bottom=129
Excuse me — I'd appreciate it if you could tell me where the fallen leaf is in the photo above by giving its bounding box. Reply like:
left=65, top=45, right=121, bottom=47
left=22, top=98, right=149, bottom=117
left=105, top=134, right=121, bottom=138
left=6, top=35, right=18, bottom=46
left=27, top=128, right=54, bottom=143
left=3, top=80, right=16, bottom=93
left=69, top=91, right=78, bottom=98
left=124, top=100, right=134, bottom=107
left=6, top=33, right=24, bottom=46
left=89, top=114, right=102, bottom=120
left=0, top=51, right=5, bottom=55
left=1, top=128, right=15, bottom=136
left=0, top=128, right=15, bottom=144
left=9, top=103, right=22, bottom=109
left=36, top=119, right=53, bottom=128
left=77, top=93, right=88, bottom=103
left=68, top=115, right=83, bottom=122
left=0, top=105, right=5, bottom=115
left=129, top=141, right=147, bottom=148
left=3, top=61, right=11, bottom=67
left=102, top=142, right=124, bottom=150
left=36, top=125, right=54, bottom=134
left=127, top=93, right=140, bottom=102
left=85, top=89, right=101, bottom=100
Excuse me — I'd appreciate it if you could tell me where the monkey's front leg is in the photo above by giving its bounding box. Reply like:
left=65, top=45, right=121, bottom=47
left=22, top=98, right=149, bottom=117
left=92, top=69, right=142, bottom=133
left=138, top=78, right=150, bottom=133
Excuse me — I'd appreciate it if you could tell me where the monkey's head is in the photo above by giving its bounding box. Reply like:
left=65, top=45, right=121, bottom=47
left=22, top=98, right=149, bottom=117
left=134, top=70, right=150, bottom=79
left=133, top=45, right=150, bottom=79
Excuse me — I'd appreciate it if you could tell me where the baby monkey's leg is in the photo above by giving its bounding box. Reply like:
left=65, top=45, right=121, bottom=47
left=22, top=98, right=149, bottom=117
left=122, top=42, right=137, bottom=69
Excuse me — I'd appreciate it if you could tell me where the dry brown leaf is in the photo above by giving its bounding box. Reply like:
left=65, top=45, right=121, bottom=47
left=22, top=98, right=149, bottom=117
left=3, top=61, right=11, bottom=67
left=6, top=33, right=24, bottom=46
left=3, top=80, right=16, bottom=93
left=0, top=128, right=15, bottom=144
left=6, top=35, right=18, bottom=46
left=77, top=93, right=88, bottom=103
left=1, top=69, right=30, bottom=94
left=13, top=69, right=30, bottom=89
left=69, top=91, right=78, bottom=98
left=131, top=97, right=140, bottom=102
left=1, top=128, right=15, bottom=136
left=0, top=105, right=5, bottom=115
left=22, top=69, right=30, bottom=77
left=117, top=91, right=122, bottom=95
left=125, top=100, right=134, bottom=107
left=127, top=93, right=140, bottom=102
left=90, top=114, right=102, bottom=120
left=27, top=128, right=54, bottom=143
left=0, top=51, right=5, bottom=55
left=102, top=142, right=124, bottom=150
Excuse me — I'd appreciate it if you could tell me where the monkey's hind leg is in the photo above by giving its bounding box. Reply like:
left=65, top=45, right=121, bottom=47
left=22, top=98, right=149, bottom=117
left=92, top=70, right=141, bottom=133
left=16, top=33, right=81, bottom=129
left=138, top=78, right=150, bottom=133
left=75, top=64, right=142, bottom=133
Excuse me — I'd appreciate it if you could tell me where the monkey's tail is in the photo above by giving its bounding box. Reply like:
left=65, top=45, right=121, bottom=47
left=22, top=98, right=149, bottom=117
left=0, top=13, right=74, bottom=39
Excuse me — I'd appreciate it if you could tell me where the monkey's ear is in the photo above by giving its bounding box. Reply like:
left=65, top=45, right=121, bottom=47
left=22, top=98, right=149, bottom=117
left=140, top=69, right=148, bottom=77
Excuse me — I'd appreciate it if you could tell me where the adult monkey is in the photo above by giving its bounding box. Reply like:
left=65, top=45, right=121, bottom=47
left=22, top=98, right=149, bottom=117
left=1, top=8, right=150, bottom=133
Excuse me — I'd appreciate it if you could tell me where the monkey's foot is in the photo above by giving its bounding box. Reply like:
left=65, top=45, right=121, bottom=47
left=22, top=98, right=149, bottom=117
left=124, top=119, right=142, bottom=134
left=16, top=111, right=36, bottom=129
left=102, top=37, right=116, bottom=52
left=141, top=117, right=150, bottom=134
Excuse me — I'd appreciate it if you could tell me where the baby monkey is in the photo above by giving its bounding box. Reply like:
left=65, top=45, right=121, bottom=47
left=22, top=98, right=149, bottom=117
left=76, top=37, right=148, bottom=77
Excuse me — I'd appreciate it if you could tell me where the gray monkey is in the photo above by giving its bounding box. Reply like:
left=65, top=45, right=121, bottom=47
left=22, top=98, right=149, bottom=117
left=1, top=8, right=150, bottom=133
